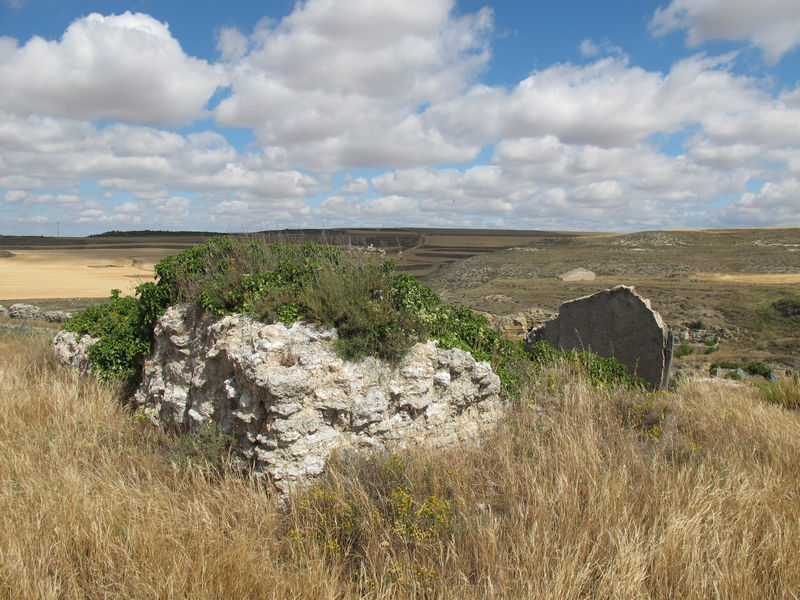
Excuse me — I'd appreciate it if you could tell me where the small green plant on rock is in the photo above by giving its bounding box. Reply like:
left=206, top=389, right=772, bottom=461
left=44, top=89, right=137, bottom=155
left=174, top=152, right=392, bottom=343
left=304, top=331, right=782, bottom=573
left=527, top=340, right=648, bottom=390
left=62, top=289, right=151, bottom=381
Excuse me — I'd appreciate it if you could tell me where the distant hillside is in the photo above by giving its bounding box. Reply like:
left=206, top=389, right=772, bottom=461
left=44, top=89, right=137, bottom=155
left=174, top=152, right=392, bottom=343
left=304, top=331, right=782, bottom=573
left=89, top=230, right=223, bottom=237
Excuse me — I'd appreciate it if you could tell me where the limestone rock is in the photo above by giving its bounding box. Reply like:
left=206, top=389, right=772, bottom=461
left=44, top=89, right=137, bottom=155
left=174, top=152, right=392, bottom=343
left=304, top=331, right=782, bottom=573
left=558, top=268, right=596, bottom=282
left=9, top=303, right=43, bottom=320
left=525, top=286, right=673, bottom=390
left=0, top=305, right=8, bottom=318
left=51, top=330, right=98, bottom=375
left=134, top=304, right=504, bottom=495
left=43, top=310, right=73, bottom=323
left=484, top=307, right=557, bottom=340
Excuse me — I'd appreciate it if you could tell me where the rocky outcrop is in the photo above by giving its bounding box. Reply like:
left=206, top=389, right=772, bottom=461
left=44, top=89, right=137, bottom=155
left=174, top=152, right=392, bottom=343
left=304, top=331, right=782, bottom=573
left=525, top=286, right=673, bottom=390
left=9, top=303, right=43, bottom=320
left=0, top=305, right=8, bottom=318
left=43, top=310, right=74, bottom=323
left=558, top=268, right=595, bottom=282
left=6, top=303, right=72, bottom=322
left=51, top=330, right=98, bottom=375
left=133, top=305, right=504, bottom=495
left=483, top=307, right=557, bottom=340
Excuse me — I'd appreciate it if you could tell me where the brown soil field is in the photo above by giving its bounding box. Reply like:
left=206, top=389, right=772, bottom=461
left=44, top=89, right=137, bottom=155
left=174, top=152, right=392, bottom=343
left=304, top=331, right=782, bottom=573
left=422, top=227, right=800, bottom=373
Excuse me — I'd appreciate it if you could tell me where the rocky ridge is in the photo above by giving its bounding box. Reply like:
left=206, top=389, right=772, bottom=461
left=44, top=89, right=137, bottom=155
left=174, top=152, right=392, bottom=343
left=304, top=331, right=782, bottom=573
left=0, top=303, right=73, bottom=322
left=131, top=305, right=504, bottom=495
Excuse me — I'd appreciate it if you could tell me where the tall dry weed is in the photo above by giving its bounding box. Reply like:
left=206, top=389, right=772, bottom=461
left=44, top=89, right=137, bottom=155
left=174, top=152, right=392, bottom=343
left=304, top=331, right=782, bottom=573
left=1, top=334, right=799, bottom=598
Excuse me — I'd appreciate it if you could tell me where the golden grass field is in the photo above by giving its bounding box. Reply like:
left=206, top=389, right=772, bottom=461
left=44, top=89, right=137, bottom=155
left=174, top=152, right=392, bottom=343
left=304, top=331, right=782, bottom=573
left=0, top=249, right=157, bottom=300
left=1, top=329, right=799, bottom=599
left=1, top=228, right=799, bottom=597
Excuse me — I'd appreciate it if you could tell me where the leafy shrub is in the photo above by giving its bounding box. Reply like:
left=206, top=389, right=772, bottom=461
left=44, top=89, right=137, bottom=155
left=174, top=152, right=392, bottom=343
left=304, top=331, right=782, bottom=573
left=757, top=294, right=800, bottom=330
left=743, top=361, right=772, bottom=379
left=62, top=289, right=151, bottom=381
left=686, top=320, right=704, bottom=330
left=711, top=360, right=739, bottom=370
left=62, top=236, right=649, bottom=394
left=674, top=343, right=693, bottom=358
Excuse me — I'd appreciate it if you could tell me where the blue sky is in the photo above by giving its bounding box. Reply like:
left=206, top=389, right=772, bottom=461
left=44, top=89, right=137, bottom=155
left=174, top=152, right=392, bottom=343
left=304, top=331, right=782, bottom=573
left=1, top=0, right=799, bottom=236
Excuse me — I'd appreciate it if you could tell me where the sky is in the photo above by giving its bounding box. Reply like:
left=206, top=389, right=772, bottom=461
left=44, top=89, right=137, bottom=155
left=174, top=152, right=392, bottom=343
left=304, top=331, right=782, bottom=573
left=1, top=0, right=800, bottom=236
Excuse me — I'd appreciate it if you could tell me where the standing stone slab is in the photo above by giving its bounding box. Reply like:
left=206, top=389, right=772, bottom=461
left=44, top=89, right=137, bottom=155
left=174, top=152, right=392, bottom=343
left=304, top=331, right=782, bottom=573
left=525, top=286, right=673, bottom=390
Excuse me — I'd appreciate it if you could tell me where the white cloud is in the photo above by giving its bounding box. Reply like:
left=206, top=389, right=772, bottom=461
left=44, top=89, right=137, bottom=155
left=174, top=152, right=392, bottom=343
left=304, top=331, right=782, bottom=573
left=216, top=26, right=249, bottom=62
left=3, top=190, right=25, bottom=202
left=316, top=194, right=422, bottom=225
left=215, top=0, right=492, bottom=171
left=0, top=13, right=225, bottom=125
left=3, top=5, right=800, bottom=234
left=496, top=53, right=761, bottom=147
left=340, top=175, right=369, bottom=194
left=727, top=179, right=800, bottom=225
left=579, top=39, right=600, bottom=57
left=650, top=0, right=800, bottom=63
left=0, top=36, right=17, bottom=61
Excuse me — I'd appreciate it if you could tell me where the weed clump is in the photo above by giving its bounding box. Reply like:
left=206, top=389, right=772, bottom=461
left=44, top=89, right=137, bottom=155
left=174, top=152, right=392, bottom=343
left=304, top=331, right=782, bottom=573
left=756, top=375, right=800, bottom=409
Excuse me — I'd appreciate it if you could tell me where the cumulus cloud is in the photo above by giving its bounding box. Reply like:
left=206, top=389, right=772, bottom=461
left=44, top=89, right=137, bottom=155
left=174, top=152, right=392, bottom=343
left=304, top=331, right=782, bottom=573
left=3, top=3, right=800, bottom=234
left=0, top=12, right=225, bottom=125
left=650, top=0, right=800, bottom=63
left=340, top=175, right=370, bottom=195
left=727, top=179, right=800, bottom=226
left=215, top=0, right=492, bottom=171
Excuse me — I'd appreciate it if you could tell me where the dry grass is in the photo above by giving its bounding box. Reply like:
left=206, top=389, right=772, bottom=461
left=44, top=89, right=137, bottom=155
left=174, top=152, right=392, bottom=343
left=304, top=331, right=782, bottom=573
left=2, top=332, right=800, bottom=598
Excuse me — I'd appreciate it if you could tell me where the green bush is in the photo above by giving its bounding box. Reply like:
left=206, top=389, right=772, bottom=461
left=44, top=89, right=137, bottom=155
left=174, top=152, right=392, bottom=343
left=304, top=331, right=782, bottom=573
left=710, top=360, right=772, bottom=379
left=743, top=361, right=772, bottom=379
left=772, top=296, right=800, bottom=321
left=62, top=289, right=151, bottom=381
left=711, top=361, right=739, bottom=370
left=757, top=294, right=800, bottom=330
left=527, top=340, right=647, bottom=390
left=61, top=236, right=650, bottom=394
left=674, top=343, right=693, bottom=358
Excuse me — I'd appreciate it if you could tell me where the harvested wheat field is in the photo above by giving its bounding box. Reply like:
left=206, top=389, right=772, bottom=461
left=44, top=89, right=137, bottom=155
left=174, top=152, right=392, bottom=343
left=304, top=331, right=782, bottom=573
left=0, top=249, right=158, bottom=300
left=1, top=328, right=799, bottom=599
left=692, top=272, right=800, bottom=284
